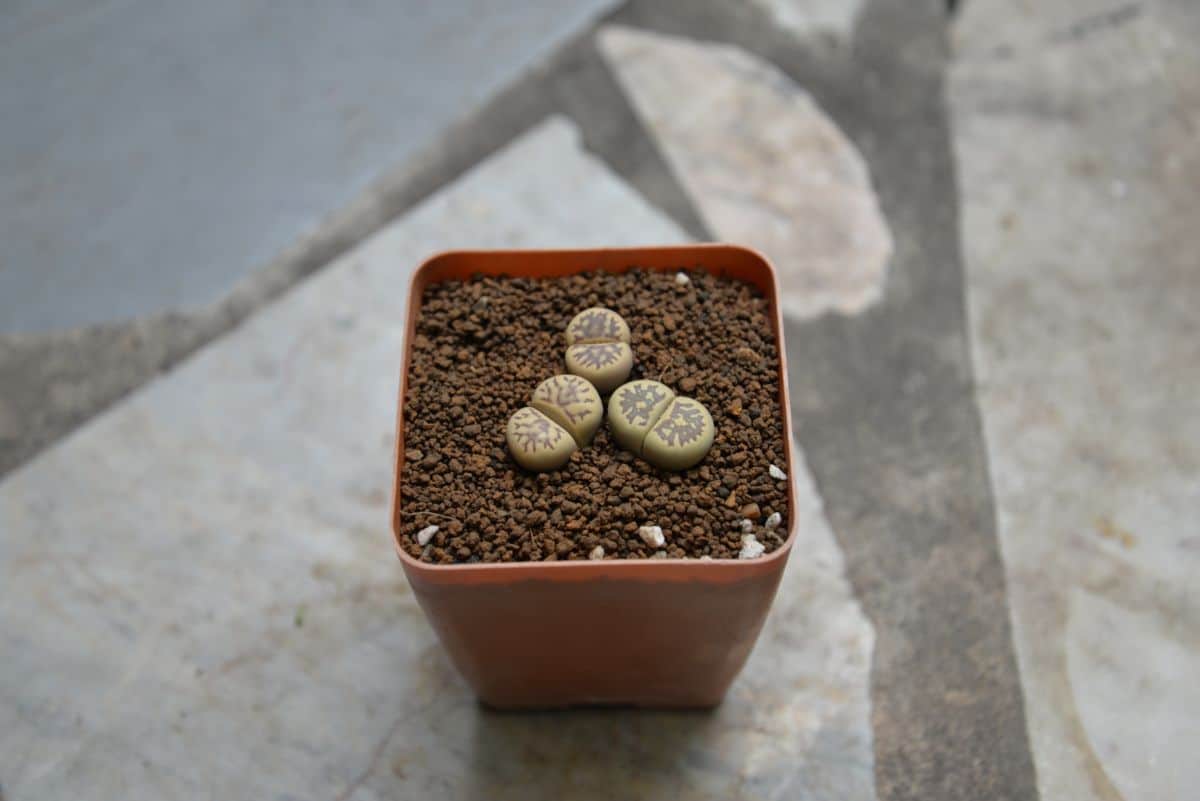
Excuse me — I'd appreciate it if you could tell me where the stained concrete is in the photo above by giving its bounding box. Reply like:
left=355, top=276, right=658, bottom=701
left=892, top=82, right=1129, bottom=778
left=951, top=0, right=1200, bottom=797
left=599, top=25, right=893, bottom=319
left=0, top=0, right=616, bottom=333
left=747, top=0, right=867, bottom=43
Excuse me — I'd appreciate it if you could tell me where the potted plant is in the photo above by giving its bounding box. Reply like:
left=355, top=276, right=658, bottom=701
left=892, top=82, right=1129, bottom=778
left=390, top=245, right=797, bottom=708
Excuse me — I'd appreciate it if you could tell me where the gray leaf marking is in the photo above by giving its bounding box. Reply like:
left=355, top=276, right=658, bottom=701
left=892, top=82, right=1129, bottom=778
left=618, top=383, right=669, bottom=427
left=569, top=310, right=621, bottom=342
left=574, top=343, right=623, bottom=370
left=652, top=400, right=705, bottom=447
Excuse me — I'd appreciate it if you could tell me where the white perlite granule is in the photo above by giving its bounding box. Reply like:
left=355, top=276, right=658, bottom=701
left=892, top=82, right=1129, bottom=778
left=416, top=525, right=439, bottom=546
left=769, top=464, right=788, bottom=481
left=653, top=550, right=668, bottom=559
left=589, top=545, right=604, bottom=560
left=739, top=533, right=766, bottom=559
left=738, top=519, right=754, bottom=534
left=675, top=271, right=690, bottom=286
left=764, top=512, right=782, bottom=530
left=638, top=525, right=665, bottom=548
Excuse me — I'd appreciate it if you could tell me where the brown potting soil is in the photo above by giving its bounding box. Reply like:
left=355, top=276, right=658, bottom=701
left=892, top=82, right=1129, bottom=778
left=398, top=269, right=789, bottom=563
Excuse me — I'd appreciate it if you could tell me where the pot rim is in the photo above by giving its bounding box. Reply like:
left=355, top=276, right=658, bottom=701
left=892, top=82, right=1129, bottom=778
left=390, top=243, right=798, bottom=581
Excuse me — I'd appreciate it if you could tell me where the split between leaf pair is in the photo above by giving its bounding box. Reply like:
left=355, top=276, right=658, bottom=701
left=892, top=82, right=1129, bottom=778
left=506, top=375, right=603, bottom=471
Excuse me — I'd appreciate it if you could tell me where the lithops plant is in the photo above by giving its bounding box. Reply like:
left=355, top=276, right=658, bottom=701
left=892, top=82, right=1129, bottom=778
left=530, top=374, right=603, bottom=446
left=564, top=307, right=633, bottom=393
left=607, top=380, right=715, bottom=471
left=608, top=380, right=674, bottom=453
left=506, top=407, right=576, bottom=472
left=506, top=374, right=604, bottom=471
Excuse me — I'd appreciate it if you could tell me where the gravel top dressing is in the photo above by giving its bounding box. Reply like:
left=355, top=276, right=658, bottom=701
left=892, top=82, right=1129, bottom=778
left=398, top=268, right=790, bottom=563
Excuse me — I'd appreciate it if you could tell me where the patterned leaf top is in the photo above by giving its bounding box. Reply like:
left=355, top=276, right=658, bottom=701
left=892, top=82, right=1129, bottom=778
left=566, top=307, right=628, bottom=344
left=651, top=399, right=708, bottom=448
left=533, top=375, right=598, bottom=424
left=617, top=381, right=670, bottom=427
left=572, top=343, right=624, bottom=370
left=569, top=309, right=620, bottom=342
left=509, top=408, right=566, bottom=452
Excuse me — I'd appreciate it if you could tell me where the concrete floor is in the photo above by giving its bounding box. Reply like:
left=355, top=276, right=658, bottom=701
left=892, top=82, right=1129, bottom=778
left=0, top=0, right=615, bottom=333
left=2, top=1, right=1198, bottom=799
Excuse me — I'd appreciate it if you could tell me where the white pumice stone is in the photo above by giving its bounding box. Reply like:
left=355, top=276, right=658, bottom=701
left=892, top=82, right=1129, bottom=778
left=653, top=550, right=668, bottom=559
left=769, top=464, right=788, bottom=481
left=607, top=380, right=675, bottom=454
left=565, top=307, right=631, bottom=345
left=565, top=342, right=633, bottom=394
left=739, top=534, right=766, bottom=560
left=638, top=525, right=665, bottom=548
left=739, top=518, right=754, bottom=534
left=531, top=374, right=604, bottom=446
left=699, top=555, right=713, bottom=561
left=675, top=272, right=690, bottom=286
left=641, top=397, right=716, bottom=471
left=506, top=406, right=576, bottom=471
left=764, top=512, right=782, bottom=530
left=589, top=545, right=605, bottom=560
left=416, top=525, right=439, bottom=546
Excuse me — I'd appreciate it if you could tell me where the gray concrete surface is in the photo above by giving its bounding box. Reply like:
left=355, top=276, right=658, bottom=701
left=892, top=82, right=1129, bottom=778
left=0, top=1, right=1038, bottom=798
left=748, top=0, right=867, bottom=42
left=952, top=1, right=1200, bottom=798
left=6, top=0, right=1198, bottom=799
left=0, top=0, right=615, bottom=333
left=600, top=25, right=894, bottom=320
left=1, top=1, right=1041, bottom=799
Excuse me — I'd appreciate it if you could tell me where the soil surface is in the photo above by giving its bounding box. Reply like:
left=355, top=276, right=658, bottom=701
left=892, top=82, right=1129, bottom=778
left=398, top=269, right=790, bottom=563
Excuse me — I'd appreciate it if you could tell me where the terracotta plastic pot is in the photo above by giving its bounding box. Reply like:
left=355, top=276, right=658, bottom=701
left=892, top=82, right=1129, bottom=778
left=390, top=245, right=798, bottom=708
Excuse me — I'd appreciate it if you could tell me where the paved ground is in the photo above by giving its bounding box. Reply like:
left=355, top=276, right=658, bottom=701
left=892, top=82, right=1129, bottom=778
left=2, top=1, right=1197, bottom=799
left=952, top=1, right=1200, bottom=798
left=0, top=0, right=615, bottom=333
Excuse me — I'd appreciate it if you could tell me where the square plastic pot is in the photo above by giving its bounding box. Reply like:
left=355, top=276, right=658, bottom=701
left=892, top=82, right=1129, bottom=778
left=390, top=244, right=798, bottom=709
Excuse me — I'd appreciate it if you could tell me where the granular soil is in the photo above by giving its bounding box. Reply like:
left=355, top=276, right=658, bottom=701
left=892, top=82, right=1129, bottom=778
left=398, top=269, right=790, bottom=563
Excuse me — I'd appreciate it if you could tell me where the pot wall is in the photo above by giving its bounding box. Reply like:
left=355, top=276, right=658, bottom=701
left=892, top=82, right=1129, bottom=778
left=391, top=245, right=797, bottom=708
